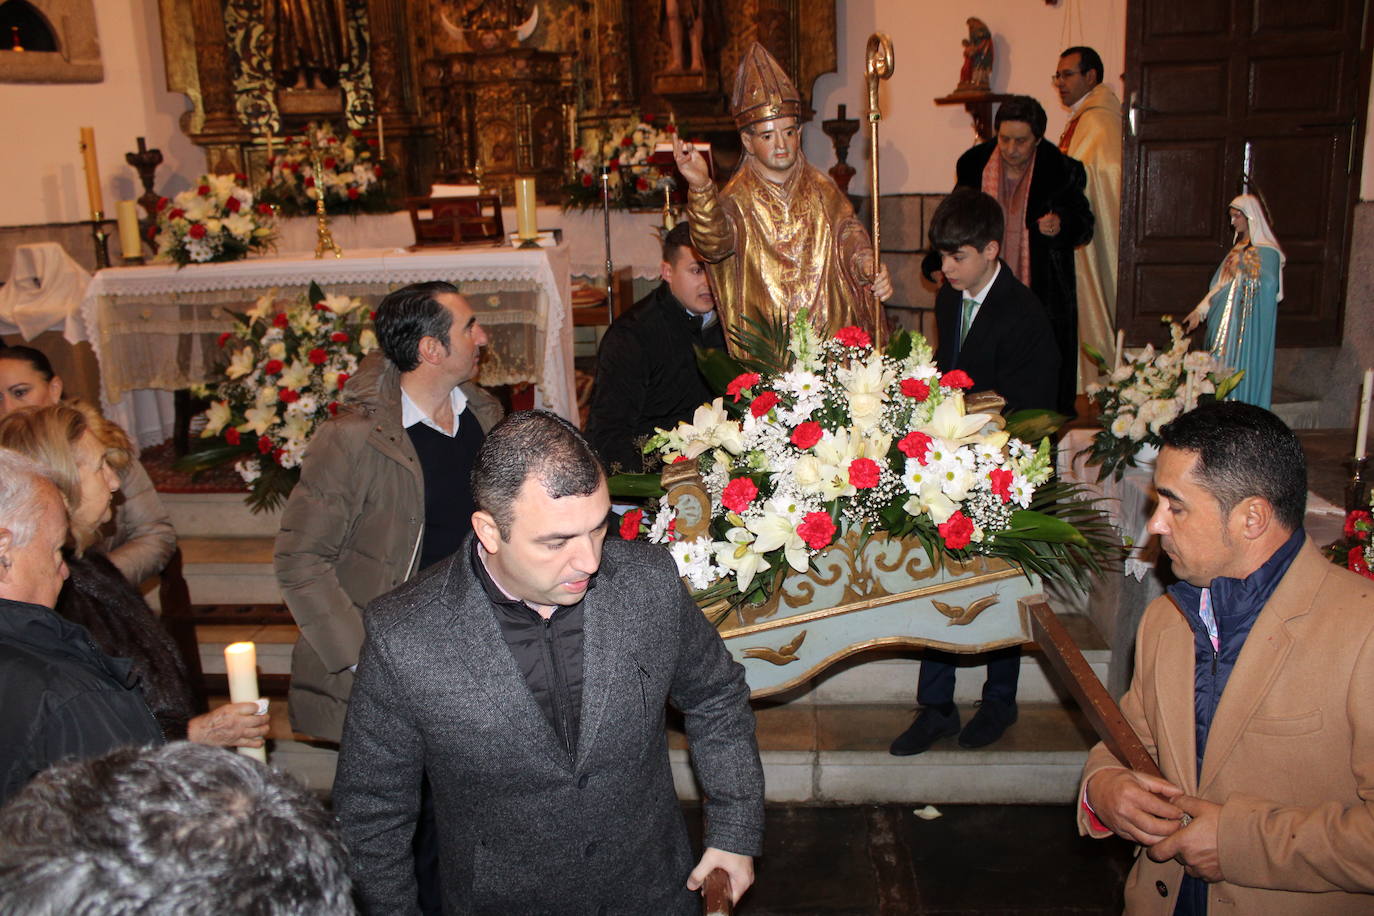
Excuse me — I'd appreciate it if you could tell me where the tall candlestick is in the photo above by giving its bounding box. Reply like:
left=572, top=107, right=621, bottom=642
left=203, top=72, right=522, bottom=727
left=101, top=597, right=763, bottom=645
left=115, top=201, right=142, bottom=262
left=79, top=126, right=103, bottom=218
left=377, top=114, right=385, bottom=160
left=514, top=176, right=538, bottom=244
left=1113, top=329, right=1125, bottom=372
left=1356, top=368, right=1373, bottom=461
left=224, top=642, right=267, bottom=763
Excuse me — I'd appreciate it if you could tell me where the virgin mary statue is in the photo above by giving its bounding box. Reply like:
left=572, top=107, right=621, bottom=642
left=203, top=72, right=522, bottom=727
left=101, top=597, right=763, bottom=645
left=1183, top=194, right=1284, bottom=409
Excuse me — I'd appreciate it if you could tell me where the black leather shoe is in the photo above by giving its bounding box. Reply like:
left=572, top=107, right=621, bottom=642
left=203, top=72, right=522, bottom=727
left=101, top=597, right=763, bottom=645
left=889, top=707, right=960, bottom=756
left=958, top=700, right=1018, bottom=748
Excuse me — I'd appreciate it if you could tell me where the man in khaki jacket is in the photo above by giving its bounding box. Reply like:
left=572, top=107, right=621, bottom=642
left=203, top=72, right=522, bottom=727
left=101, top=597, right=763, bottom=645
left=1078, top=402, right=1374, bottom=914
left=274, top=282, right=502, bottom=743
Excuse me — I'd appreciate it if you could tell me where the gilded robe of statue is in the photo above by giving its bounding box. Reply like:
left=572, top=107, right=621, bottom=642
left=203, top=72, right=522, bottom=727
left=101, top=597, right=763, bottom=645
left=1059, top=82, right=1122, bottom=392
left=687, top=153, right=878, bottom=343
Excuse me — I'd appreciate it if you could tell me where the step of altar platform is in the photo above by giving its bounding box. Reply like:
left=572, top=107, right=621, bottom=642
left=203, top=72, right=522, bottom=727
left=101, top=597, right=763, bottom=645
left=176, top=535, right=283, bottom=605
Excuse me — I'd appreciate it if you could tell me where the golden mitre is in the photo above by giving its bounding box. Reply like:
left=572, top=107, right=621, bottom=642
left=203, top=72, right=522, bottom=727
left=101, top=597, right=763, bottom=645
left=730, top=42, right=802, bottom=130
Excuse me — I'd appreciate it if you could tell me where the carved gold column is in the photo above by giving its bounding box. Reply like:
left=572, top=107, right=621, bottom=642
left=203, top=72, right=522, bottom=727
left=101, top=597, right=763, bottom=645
left=189, top=0, right=242, bottom=173
left=594, top=0, right=634, bottom=111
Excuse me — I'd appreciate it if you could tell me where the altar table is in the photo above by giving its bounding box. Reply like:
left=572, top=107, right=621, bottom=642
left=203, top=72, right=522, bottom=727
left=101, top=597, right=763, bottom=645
left=78, top=245, right=575, bottom=446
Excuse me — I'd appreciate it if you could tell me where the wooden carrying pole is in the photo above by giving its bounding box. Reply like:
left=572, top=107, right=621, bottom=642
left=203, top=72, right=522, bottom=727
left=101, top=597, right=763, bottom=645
left=864, top=33, right=894, bottom=341
left=1023, top=598, right=1163, bottom=778
left=702, top=868, right=732, bottom=916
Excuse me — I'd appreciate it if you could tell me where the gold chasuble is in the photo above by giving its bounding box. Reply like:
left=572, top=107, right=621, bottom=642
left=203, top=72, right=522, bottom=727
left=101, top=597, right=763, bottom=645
left=687, top=156, right=876, bottom=343
left=1059, top=83, right=1122, bottom=391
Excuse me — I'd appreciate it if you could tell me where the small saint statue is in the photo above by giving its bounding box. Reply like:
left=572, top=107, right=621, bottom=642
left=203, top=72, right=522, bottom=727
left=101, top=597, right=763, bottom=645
left=956, top=18, right=994, bottom=93
left=660, top=0, right=717, bottom=73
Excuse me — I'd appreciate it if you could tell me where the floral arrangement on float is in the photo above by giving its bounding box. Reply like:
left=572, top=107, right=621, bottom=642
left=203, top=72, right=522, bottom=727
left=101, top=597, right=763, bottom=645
left=1326, top=493, right=1374, bottom=580
left=152, top=174, right=276, bottom=266
left=611, top=312, right=1120, bottom=617
left=256, top=121, right=389, bottom=217
left=564, top=119, right=680, bottom=210
left=176, top=283, right=377, bottom=512
left=1079, top=320, right=1244, bottom=481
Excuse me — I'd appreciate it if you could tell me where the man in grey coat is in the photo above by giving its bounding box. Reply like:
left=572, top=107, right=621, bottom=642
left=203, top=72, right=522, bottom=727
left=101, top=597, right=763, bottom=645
left=334, top=410, right=765, bottom=915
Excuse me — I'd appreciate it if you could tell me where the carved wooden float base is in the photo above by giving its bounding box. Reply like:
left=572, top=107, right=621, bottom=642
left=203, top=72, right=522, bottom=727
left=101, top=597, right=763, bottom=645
left=707, top=531, right=1043, bottom=698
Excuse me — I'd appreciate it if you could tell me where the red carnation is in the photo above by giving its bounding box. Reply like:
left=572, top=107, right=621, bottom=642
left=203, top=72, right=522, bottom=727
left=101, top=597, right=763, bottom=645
left=308, top=348, right=328, bottom=365
left=374, top=165, right=384, bottom=178
left=848, top=457, right=881, bottom=489
left=352, top=129, right=363, bottom=138
left=217, top=332, right=232, bottom=348
left=330, top=331, right=350, bottom=343
left=797, top=511, right=836, bottom=550
left=750, top=391, right=780, bottom=418
left=721, top=477, right=759, bottom=513
left=347, top=187, right=360, bottom=199
left=271, top=447, right=285, bottom=465
left=726, top=372, right=761, bottom=402
left=336, top=372, right=350, bottom=390
left=619, top=508, right=643, bottom=541
left=323, top=157, right=336, bottom=169
left=1344, top=509, right=1371, bottom=541
left=263, top=359, right=284, bottom=375
left=367, top=137, right=378, bottom=147
left=146, top=225, right=158, bottom=240
left=369, top=311, right=376, bottom=320
left=608, top=157, right=620, bottom=169
left=226, top=196, right=241, bottom=213
left=258, top=435, right=274, bottom=454
left=314, top=301, right=331, bottom=312
left=672, top=455, right=688, bottom=463
left=1349, top=547, right=1373, bottom=579
left=304, top=177, right=316, bottom=188
left=234, top=172, right=247, bottom=183
left=834, top=326, right=872, bottom=348
left=664, top=123, right=677, bottom=134
left=790, top=421, right=823, bottom=449
left=989, top=468, right=1014, bottom=503
left=168, top=208, right=185, bottom=220
left=224, top=427, right=240, bottom=445
left=197, top=184, right=210, bottom=196
left=327, top=401, right=339, bottom=416
left=188, top=223, right=207, bottom=239
left=279, top=388, right=300, bottom=403
left=272, top=313, right=289, bottom=328
left=581, top=174, right=593, bottom=187
left=898, top=431, right=933, bottom=462
left=941, top=369, right=974, bottom=390
left=257, top=203, right=274, bottom=215
left=156, top=196, right=169, bottom=212
left=938, top=511, right=975, bottom=550
left=572, top=147, right=585, bottom=160
left=900, top=377, right=931, bottom=401
left=621, top=136, right=633, bottom=147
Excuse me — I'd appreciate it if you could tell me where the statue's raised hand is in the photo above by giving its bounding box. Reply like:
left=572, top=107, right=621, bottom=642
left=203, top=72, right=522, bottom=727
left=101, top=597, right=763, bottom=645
left=673, top=134, right=711, bottom=191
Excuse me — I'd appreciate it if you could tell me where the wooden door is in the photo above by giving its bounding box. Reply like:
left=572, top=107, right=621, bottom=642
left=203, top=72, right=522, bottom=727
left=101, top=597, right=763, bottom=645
left=1119, top=0, right=1372, bottom=347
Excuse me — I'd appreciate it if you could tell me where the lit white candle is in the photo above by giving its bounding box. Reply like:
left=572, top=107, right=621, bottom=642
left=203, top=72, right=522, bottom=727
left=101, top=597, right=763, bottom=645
left=1356, top=368, right=1373, bottom=461
left=1114, top=329, right=1125, bottom=372
left=224, top=642, right=267, bottom=763
left=514, top=176, right=538, bottom=241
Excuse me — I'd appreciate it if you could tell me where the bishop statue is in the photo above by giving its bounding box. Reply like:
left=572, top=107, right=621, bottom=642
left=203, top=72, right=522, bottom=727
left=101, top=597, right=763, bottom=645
left=673, top=43, right=891, bottom=343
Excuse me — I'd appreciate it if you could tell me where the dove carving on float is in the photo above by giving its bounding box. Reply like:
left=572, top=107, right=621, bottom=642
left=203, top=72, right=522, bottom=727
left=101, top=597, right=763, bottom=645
left=743, top=630, right=807, bottom=665
left=931, top=594, right=999, bottom=626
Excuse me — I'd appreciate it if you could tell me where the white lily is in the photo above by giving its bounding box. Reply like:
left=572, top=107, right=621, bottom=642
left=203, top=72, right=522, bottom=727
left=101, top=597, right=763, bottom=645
left=324, top=292, right=363, bottom=315
left=225, top=347, right=256, bottom=380
left=838, top=353, right=894, bottom=431
left=675, top=398, right=745, bottom=458
left=279, top=359, right=312, bottom=391
left=747, top=511, right=810, bottom=573
left=903, top=478, right=958, bottom=524
left=920, top=394, right=993, bottom=447
left=359, top=328, right=378, bottom=352
left=241, top=405, right=278, bottom=436
left=201, top=400, right=233, bottom=437
left=715, top=526, right=768, bottom=593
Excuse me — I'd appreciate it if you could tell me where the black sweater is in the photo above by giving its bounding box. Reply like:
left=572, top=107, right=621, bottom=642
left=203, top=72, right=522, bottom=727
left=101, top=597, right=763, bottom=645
left=584, top=282, right=726, bottom=473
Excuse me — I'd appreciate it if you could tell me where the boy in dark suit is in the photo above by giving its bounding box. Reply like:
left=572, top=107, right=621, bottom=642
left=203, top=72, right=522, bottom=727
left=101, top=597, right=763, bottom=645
left=890, top=188, right=1060, bottom=756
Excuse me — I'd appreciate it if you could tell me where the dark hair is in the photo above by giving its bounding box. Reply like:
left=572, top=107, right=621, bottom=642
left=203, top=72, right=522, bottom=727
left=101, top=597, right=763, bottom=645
left=0, top=743, right=355, bottom=915
left=662, top=221, right=697, bottom=264
left=929, top=188, right=1005, bottom=254
left=471, top=410, right=605, bottom=538
left=0, top=346, right=55, bottom=381
left=374, top=281, right=460, bottom=372
left=1159, top=401, right=1307, bottom=531
left=1060, top=46, right=1104, bottom=84
left=994, top=95, right=1048, bottom=140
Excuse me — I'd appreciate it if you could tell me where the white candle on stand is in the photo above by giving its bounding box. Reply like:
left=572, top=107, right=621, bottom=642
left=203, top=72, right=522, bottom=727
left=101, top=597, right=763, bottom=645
left=1356, top=368, right=1373, bottom=461
left=1114, top=329, right=1125, bottom=371
left=225, top=642, right=267, bottom=763
left=514, top=176, right=538, bottom=241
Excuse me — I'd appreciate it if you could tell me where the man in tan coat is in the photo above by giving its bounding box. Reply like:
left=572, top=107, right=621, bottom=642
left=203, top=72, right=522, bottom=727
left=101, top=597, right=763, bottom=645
left=1054, top=46, right=1121, bottom=394
left=1078, top=401, right=1374, bottom=914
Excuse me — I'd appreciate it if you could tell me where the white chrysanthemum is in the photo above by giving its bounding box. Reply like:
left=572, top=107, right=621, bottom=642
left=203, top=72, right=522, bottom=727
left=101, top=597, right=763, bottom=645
left=936, top=463, right=976, bottom=501
left=1110, top=413, right=1136, bottom=438
left=234, top=459, right=262, bottom=485
left=1010, top=473, right=1034, bottom=508
left=186, top=238, right=214, bottom=262
left=647, top=505, right=677, bottom=544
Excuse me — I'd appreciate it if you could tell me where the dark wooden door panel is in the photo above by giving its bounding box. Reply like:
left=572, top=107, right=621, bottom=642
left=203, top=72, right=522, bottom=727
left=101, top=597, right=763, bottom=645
left=1120, top=0, right=1370, bottom=349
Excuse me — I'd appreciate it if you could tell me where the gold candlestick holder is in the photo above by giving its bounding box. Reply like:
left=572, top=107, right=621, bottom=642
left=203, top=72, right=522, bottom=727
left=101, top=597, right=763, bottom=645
left=90, top=211, right=110, bottom=269
left=311, top=151, right=342, bottom=260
